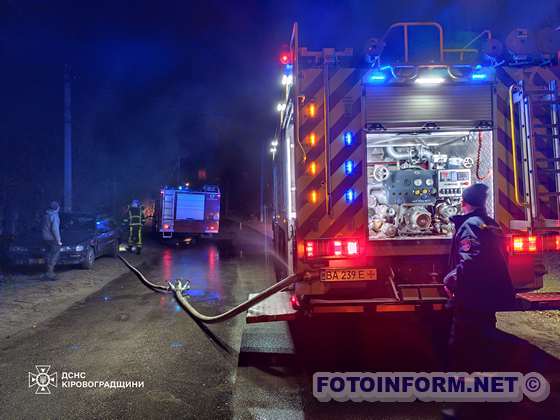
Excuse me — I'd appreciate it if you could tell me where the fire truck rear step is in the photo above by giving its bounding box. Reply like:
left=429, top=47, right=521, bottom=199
left=246, top=292, right=297, bottom=324
left=397, top=283, right=448, bottom=302
left=516, top=292, right=560, bottom=310
left=238, top=321, right=296, bottom=367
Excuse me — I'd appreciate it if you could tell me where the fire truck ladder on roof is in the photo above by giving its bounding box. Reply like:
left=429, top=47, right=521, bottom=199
left=511, top=79, right=560, bottom=232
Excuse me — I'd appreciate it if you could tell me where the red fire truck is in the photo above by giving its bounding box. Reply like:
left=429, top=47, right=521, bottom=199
left=153, top=185, right=220, bottom=241
left=268, top=22, right=560, bottom=317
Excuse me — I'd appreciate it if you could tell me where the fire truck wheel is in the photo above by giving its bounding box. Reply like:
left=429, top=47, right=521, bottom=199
left=80, top=247, right=95, bottom=270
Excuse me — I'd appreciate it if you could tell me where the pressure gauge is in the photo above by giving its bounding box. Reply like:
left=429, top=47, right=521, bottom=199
left=425, top=178, right=434, bottom=186
left=413, top=178, right=423, bottom=187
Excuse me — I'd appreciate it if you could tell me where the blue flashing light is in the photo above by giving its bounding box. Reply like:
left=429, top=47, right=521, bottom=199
left=344, top=160, right=354, bottom=175
left=186, top=289, right=206, bottom=297
left=345, top=189, right=356, bottom=203
left=284, top=64, right=293, bottom=74
left=368, top=72, right=386, bottom=83
left=343, top=132, right=353, bottom=146
left=472, top=73, right=488, bottom=81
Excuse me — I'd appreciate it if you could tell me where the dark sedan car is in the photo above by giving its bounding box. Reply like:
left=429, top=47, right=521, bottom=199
left=7, top=213, right=120, bottom=269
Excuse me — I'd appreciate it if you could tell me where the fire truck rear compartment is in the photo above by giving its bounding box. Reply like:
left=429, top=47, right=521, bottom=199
left=366, top=130, right=494, bottom=241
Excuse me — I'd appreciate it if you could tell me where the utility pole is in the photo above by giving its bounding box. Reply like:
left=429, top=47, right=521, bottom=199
left=259, top=142, right=264, bottom=222
left=64, top=65, right=72, bottom=212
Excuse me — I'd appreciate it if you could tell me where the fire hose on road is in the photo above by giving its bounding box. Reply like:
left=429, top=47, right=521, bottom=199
left=118, top=255, right=298, bottom=324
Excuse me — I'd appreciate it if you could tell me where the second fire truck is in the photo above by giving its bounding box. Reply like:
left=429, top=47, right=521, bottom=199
left=153, top=185, right=220, bottom=242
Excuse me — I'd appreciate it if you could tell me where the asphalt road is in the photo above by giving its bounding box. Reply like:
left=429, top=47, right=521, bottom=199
left=0, top=233, right=559, bottom=419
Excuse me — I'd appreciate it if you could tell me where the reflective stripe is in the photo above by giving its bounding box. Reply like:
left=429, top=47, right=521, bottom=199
left=296, top=67, right=365, bottom=242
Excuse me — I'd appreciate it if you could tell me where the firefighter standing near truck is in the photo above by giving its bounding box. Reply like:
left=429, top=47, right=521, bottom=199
left=124, top=199, right=145, bottom=254
left=444, top=183, right=514, bottom=372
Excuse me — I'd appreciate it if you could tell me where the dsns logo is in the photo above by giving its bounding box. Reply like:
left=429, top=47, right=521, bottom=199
left=28, top=365, right=58, bottom=395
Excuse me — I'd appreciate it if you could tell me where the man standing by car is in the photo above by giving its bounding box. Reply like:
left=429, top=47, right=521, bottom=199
left=444, top=183, right=514, bottom=372
left=41, top=201, right=62, bottom=279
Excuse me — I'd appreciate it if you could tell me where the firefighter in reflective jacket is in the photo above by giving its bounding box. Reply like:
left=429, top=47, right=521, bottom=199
left=124, top=199, right=146, bottom=254
left=444, top=183, right=514, bottom=372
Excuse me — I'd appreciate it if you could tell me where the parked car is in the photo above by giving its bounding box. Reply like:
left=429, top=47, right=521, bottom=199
left=6, top=213, right=120, bottom=270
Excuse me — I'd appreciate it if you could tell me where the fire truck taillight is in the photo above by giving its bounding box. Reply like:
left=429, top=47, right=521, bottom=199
left=303, top=239, right=360, bottom=259
left=528, top=236, right=538, bottom=252
left=163, top=223, right=170, bottom=230
left=305, top=241, right=315, bottom=258
left=542, top=235, right=560, bottom=252
left=333, top=241, right=343, bottom=256
left=290, top=294, right=301, bottom=309
left=510, top=235, right=540, bottom=254
left=509, top=234, right=560, bottom=254
left=347, top=241, right=359, bottom=255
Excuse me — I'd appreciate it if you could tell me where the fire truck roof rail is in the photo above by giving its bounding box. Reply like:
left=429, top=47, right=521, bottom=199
left=382, top=21, right=445, bottom=64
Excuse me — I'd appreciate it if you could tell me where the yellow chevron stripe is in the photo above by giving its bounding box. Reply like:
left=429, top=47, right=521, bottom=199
left=298, top=70, right=324, bottom=134
left=328, top=68, right=354, bottom=93
left=297, top=161, right=325, bottom=224
left=296, top=69, right=326, bottom=230
left=313, top=113, right=364, bottom=237
left=296, top=69, right=364, bottom=236
left=299, top=69, right=322, bottom=97
left=328, top=82, right=362, bottom=158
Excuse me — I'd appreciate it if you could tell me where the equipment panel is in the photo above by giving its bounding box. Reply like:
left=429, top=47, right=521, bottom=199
left=384, top=170, right=437, bottom=204
left=366, top=131, right=492, bottom=240
left=437, top=169, right=472, bottom=197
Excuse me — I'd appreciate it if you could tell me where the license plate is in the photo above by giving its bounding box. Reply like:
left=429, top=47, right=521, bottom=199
left=29, top=258, right=45, bottom=264
left=320, top=268, right=377, bottom=282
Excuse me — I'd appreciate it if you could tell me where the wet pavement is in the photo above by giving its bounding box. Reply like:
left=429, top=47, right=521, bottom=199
left=0, top=228, right=559, bottom=419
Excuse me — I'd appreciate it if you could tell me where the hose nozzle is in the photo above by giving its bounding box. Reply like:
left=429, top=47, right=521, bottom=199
left=169, top=278, right=191, bottom=294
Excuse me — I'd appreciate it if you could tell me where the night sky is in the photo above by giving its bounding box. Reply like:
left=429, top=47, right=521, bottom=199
left=1, top=0, right=559, bottom=218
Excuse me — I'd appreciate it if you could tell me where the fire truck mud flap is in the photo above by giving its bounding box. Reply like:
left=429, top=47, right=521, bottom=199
left=516, top=292, right=560, bottom=310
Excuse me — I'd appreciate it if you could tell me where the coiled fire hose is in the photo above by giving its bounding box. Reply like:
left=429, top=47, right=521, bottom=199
left=118, top=255, right=298, bottom=324
left=476, top=130, right=491, bottom=181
